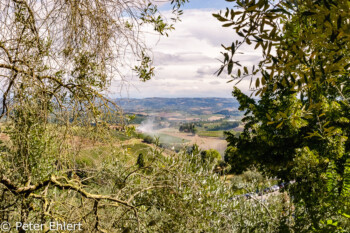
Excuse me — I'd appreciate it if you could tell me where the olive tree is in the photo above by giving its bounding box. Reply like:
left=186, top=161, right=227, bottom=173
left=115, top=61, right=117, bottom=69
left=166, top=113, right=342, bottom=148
left=0, top=0, right=191, bottom=231
left=215, top=0, right=350, bottom=231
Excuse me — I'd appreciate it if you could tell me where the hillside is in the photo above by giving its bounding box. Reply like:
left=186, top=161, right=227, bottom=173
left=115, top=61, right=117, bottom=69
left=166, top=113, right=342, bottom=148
left=115, top=97, right=240, bottom=114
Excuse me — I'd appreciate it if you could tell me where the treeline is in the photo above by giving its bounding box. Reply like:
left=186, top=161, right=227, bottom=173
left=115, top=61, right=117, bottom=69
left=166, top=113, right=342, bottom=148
left=179, top=123, right=197, bottom=134
left=205, top=121, right=239, bottom=131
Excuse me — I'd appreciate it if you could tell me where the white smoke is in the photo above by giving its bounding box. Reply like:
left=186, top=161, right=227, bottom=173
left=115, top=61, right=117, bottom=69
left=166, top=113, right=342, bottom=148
left=137, top=118, right=156, bottom=135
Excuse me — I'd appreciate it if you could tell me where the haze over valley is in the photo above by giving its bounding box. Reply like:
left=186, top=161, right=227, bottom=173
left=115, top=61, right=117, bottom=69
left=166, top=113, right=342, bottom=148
left=117, top=97, right=243, bottom=156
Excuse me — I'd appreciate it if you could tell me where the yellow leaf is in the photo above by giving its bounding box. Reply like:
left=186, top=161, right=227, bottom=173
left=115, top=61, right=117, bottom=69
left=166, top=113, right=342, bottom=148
left=276, top=122, right=283, bottom=129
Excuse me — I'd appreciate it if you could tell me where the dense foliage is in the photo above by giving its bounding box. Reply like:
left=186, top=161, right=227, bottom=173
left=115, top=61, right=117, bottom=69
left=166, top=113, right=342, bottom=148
left=179, top=123, right=197, bottom=135
left=0, top=126, right=295, bottom=232
left=216, top=0, right=350, bottom=231
left=206, top=120, right=239, bottom=131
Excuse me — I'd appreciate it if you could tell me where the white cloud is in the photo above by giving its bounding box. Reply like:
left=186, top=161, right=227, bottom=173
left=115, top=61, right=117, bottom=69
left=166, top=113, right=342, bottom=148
left=109, top=9, right=261, bottom=98
left=209, top=81, right=220, bottom=85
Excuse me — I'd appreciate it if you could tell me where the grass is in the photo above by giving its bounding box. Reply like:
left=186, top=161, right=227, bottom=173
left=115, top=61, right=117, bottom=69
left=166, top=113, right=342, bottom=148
left=111, top=130, right=132, bottom=141
left=74, top=129, right=176, bottom=168
left=77, top=146, right=117, bottom=167
left=76, top=143, right=153, bottom=168
left=122, top=143, right=152, bottom=156
left=145, top=133, right=189, bottom=144
left=197, top=130, right=224, bottom=138
left=157, top=133, right=189, bottom=144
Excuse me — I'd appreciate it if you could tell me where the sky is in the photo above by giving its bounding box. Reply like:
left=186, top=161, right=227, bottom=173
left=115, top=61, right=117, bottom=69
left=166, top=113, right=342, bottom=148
left=159, top=0, right=233, bottom=10
left=110, top=0, right=259, bottom=98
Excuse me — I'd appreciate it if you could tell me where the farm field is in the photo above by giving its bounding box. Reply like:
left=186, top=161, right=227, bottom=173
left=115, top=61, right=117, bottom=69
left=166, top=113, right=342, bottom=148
left=157, top=127, right=228, bottom=156
left=197, top=130, right=224, bottom=138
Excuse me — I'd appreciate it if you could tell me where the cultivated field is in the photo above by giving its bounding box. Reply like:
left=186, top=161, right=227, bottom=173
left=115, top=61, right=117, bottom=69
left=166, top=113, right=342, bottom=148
left=157, top=128, right=227, bottom=156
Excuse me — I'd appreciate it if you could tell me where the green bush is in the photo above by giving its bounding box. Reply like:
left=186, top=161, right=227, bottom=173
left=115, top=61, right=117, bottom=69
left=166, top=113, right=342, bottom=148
left=200, top=149, right=222, bottom=164
left=142, top=135, right=154, bottom=144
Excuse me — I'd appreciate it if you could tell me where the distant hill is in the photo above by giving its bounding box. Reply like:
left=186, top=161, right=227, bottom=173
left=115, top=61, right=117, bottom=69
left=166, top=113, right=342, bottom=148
left=214, top=110, right=241, bottom=116
left=115, top=98, right=240, bottom=114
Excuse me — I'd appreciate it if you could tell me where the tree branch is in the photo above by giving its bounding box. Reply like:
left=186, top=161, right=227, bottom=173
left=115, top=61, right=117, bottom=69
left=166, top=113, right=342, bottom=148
left=0, top=175, right=134, bottom=209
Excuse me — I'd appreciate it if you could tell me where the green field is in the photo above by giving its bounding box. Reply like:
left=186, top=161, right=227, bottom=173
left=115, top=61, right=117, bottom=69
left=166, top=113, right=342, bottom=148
left=146, top=133, right=189, bottom=144
left=122, top=143, right=152, bottom=156
left=197, top=130, right=224, bottom=138
left=158, top=133, right=188, bottom=144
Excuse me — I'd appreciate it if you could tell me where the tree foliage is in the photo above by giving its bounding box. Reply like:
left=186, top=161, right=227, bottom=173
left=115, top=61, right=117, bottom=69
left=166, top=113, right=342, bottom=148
left=201, top=149, right=222, bottom=164
left=215, top=0, right=350, bottom=231
left=179, top=123, right=197, bottom=135
left=206, top=120, right=239, bottom=131
left=0, top=0, right=200, bottom=231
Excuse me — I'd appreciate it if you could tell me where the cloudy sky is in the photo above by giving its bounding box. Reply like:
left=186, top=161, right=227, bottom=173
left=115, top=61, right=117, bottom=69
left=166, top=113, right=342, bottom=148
left=110, top=0, right=259, bottom=98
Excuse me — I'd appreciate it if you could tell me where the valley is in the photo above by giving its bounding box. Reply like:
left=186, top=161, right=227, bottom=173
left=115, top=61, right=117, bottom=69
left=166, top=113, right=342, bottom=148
left=120, top=97, right=244, bottom=156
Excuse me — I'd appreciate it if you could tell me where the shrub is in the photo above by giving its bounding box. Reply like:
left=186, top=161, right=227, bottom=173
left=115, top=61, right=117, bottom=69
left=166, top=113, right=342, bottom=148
left=200, top=149, right=222, bottom=164
left=143, top=135, right=154, bottom=144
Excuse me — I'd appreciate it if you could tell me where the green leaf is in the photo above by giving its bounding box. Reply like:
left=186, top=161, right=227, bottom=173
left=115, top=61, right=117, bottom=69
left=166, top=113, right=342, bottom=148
left=223, top=22, right=235, bottom=27
left=217, top=66, right=224, bottom=76
left=255, top=78, right=260, bottom=88
left=269, top=8, right=290, bottom=15
left=341, top=159, right=350, bottom=197
left=244, top=66, right=248, bottom=74
left=231, top=42, right=236, bottom=54
left=302, top=11, right=316, bottom=16
left=276, top=121, right=283, bottom=129
left=212, top=13, right=228, bottom=22
left=228, top=61, right=233, bottom=74
left=266, top=113, right=272, bottom=120
left=247, top=4, right=259, bottom=11
left=246, top=38, right=251, bottom=45
left=273, top=83, right=277, bottom=92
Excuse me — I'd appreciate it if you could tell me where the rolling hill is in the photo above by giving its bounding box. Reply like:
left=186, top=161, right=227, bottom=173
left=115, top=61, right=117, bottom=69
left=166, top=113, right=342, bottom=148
left=115, top=97, right=240, bottom=115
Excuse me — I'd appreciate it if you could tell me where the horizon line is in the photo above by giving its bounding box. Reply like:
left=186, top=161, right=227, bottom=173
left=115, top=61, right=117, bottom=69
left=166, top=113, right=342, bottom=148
left=113, top=97, right=235, bottom=99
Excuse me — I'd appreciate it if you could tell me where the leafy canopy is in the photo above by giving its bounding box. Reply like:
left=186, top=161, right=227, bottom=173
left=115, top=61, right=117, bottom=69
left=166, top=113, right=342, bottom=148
left=215, top=0, right=350, bottom=231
